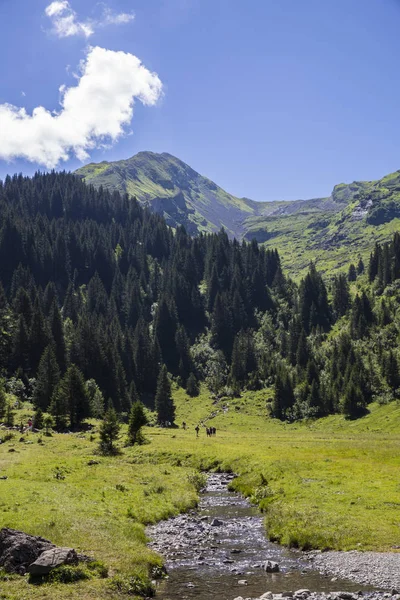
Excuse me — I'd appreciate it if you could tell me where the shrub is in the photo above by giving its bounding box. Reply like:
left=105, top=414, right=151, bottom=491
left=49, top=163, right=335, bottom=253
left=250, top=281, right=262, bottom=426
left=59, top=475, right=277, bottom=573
left=47, top=565, right=91, bottom=584
left=109, top=574, right=155, bottom=597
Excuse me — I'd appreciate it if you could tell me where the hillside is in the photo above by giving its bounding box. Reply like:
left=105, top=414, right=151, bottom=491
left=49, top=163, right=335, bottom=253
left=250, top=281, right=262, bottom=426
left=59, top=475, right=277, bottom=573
left=75, top=151, right=333, bottom=239
left=76, top=152, right=400, bottom=278
left=75, top=151, right=256, bottom=237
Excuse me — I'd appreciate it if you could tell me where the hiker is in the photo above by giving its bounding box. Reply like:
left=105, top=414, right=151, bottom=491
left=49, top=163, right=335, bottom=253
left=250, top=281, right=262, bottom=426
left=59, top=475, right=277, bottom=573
left=195, top=425, right=199, bottom=437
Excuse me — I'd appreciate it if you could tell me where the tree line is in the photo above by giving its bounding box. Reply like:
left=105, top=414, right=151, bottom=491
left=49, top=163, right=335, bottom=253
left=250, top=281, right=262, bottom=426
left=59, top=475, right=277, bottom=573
left=0, top=171, right=399, bottom=427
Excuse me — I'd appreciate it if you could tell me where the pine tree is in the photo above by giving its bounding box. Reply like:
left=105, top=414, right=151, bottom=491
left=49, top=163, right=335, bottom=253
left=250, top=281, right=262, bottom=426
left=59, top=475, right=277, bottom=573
left=127, top=401, right=148, bottom=445
left=33, top=407, right=44, bottom=430
left=186, top=372, right=200, bottom=397
left=85, top=379, right=105, bottom=418
left=385, top=350, right=400, bottom=392
left=348, top=263, right=357, bottom=282
left=342, top=374, right=365, bottom=419
left=33, top=345, right=60, bottom=411
left=332, top=274, right=351, bottom=318
left=155, top=365, right=175, bottom=425
left=357, top=257, right=365, bottom=275
left=11, top=316, right=30, bottom=373
left=51, top=365, right=90, bottom=429
left=99, top=402, right=120, bottom=454
left=29, top=298, right=50, bottom=373
left=49, top=300, right=66, bottom=373
left=0, top=382, right=6, bottom=421
left=5, top=402, right=14, bottom=427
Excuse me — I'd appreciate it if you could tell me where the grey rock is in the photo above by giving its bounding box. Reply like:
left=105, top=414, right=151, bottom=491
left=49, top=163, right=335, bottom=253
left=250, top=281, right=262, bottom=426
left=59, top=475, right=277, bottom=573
left=263, top=560, right=280, bottom=573
left=211, top=518, right=223, bottom=527
left=294, top=590, right=311, bottom=598
left=238, top=579, right=248, bottom=585
left=259, top=593, right=273, bottom=600
left=28, top=547, right=78, bottom=576
left=0, top=528, right=55, bottom=575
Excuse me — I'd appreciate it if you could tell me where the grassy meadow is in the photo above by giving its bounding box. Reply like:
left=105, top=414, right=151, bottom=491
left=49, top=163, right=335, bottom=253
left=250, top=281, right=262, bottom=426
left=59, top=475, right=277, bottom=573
left=0, top=388, right=399, bottom=598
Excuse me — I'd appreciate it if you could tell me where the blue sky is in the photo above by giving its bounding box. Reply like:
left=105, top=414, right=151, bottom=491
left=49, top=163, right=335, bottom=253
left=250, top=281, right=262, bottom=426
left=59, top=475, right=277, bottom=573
left=1, top=0, right=400, bottom=201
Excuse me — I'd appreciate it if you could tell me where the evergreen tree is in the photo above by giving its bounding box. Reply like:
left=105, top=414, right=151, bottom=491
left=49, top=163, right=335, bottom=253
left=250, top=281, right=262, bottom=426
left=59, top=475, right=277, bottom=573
left=127, top=401, right=148, bottom=445
left=384, top=350, right=400, bottom=392
left=5, top=402, right=14, bottom=427
left=33, top=407, right=44, bottom=430
left=332, top=273, right=351, bottom=318
left=271, top=367, right=295, bottom=421
left=342, top=374, right=366, bottom=418
left=155, top=365, right=175, bottom=425
left=186, top=372, right=200, bottom=397
left=33, top=345, right=60, bottom=411
left=29, top=298, right=50, bottom=373
left=357, top=256, right=365, bottom=275
left=85, top=379, right=105, bottom=418
left=0, top=382, right=6, bottom=421
left=49, top=300, right=66, bottom=373
left=51, top=365, right=90, bottom=429
left=99, top=402, right=120, bottom=454
left=348, top=263, right=357, bottom=282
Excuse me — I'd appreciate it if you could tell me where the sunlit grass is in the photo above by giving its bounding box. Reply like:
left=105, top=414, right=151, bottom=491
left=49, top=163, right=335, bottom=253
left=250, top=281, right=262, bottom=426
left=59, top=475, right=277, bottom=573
left=0, top=389, right=399, bottom=598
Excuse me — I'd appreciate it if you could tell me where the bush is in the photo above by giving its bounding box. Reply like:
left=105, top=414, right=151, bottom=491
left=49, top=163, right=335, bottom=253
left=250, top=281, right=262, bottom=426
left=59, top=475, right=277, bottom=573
left=109, top=574, right=155, bottom=597
left=29, top=565, right=92, bottom=585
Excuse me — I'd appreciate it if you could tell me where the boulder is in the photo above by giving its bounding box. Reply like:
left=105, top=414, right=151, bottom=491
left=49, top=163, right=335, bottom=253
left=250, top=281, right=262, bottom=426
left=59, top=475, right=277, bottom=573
left=263, top=560, right=280, bottom=573
left=294, top=590, right=311, bottom=598
left=28, top=547, right=78, bottom=576
left=260, top=593, right=273, bottom=600
left=0, top=528, right=55, bottom=574
left=211, top=518, right=223, bottom=527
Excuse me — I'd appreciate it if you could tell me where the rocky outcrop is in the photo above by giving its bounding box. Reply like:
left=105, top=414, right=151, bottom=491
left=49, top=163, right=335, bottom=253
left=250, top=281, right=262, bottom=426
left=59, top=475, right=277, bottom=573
left=0, top=528, right=55, bottom=574
left=0, top=528, right=88, bottom=577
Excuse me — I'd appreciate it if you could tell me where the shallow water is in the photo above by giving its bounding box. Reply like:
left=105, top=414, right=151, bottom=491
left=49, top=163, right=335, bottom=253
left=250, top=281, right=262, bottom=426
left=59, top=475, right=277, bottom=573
left=148, top=474, right=377, bottom=600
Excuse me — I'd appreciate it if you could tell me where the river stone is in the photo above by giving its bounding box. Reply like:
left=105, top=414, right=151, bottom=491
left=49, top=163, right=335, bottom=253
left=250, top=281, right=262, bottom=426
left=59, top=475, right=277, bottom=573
left=294, top=590, right=311, bottom=598
left=259, top=593, right=273, bottom=600
left=211, top=518, right=223, bottom=526
left=238, top=579, right=248, bottom=585
left=28, top=547, right=78, bottom=575
left=263, top=560, right=280, bottom=573
left=0, top=528, right=55, bottom=574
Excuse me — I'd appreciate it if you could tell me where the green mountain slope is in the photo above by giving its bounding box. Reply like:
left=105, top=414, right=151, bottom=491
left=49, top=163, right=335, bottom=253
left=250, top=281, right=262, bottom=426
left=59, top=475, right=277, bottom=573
left=245, top=171, right=400, bottom=277
left=76, top=151, right=257, bottom=237
left=76, top=152, right=400, bottom=278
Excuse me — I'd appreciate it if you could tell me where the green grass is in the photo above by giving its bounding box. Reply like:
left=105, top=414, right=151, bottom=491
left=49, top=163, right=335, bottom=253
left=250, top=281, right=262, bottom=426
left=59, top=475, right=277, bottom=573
left=0, top=390, right=399, bottom=598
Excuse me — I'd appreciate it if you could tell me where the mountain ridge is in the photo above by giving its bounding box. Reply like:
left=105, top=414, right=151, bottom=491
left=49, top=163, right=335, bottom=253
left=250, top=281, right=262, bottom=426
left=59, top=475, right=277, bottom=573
left=76, top=151, right=400, bottom=277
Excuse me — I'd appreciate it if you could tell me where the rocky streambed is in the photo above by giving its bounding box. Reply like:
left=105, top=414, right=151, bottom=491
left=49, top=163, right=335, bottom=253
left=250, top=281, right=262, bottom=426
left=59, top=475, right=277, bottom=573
left=147, top=474, right=399, bottom=600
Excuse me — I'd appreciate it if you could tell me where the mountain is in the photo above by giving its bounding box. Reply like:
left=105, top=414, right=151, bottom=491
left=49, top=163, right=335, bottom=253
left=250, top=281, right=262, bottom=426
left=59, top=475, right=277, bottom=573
left=76, top=151, right=257, bottom=237
left=76, top=152, right=400, bottom=278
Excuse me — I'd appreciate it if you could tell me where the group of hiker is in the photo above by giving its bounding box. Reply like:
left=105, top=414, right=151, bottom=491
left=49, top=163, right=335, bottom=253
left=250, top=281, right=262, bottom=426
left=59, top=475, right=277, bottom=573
left=194, top=424, right=217, bottom=437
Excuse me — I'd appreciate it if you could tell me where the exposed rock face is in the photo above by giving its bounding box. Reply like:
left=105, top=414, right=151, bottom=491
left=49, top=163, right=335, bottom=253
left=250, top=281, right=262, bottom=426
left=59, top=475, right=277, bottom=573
left=28, top=547, right=78, bottom=575
left=0, top=528, right=55, bottom=574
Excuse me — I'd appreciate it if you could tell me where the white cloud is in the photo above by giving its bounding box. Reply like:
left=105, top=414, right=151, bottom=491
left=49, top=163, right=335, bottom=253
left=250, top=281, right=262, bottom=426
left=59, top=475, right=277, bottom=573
left=101, top=7, right=135, bottom=26
left=0, top=46, right=162, bottom=168
left=45, top=1, right=93, bottom=38
left=45, top=1, right=134, bottom=38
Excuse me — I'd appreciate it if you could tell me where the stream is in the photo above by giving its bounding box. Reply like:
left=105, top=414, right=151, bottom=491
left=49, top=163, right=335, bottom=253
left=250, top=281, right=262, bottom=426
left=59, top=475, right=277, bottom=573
left=148, top=474, right=381, bottom=600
